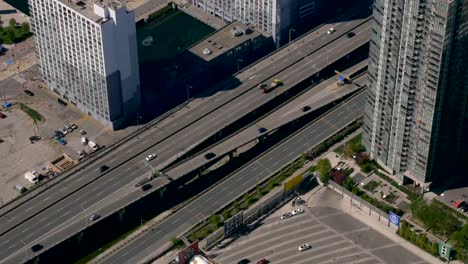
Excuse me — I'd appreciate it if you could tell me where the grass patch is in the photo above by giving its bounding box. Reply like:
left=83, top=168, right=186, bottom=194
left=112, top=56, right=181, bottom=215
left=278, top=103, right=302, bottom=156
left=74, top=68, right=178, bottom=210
left=363, top=180, right=380, bottom=192
left=0, top=21, right=32, bottom=44
left=384, top=192, right=398, bottom=204
left=18, top=103, right=44, bottom=122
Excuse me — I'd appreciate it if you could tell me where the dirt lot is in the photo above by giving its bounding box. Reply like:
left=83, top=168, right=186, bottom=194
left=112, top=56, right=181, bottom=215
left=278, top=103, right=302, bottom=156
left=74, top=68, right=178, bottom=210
left=0, top=76, right=138, bottom=205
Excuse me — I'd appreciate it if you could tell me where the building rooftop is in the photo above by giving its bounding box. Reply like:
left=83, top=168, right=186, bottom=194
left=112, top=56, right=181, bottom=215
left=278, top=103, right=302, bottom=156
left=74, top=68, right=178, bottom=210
left=189, top=21, right=269, bottom=61
left=57, top=0, right=127, bottom=23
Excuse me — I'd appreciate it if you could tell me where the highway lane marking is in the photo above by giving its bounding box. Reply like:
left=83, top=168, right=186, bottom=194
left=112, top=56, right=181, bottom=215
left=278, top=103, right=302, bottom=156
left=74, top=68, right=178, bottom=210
left=24, top=206, right=34, bottom=213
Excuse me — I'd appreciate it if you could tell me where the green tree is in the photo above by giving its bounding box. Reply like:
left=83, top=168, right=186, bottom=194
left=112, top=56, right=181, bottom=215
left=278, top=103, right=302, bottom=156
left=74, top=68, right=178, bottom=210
left=404, top=228, right=412, bottom=240
left=450, top=224, right=468, bottom=262
left=256, top=184, right=262, bottom=196
left=222, top=209, right=230, bottom=221
left=316, top=158, right=332, bottom=184
left=430, top=242, right=438, bottom=255
left=300, top=153, right=307, bottom=165
left=233, top=199, right=239, bottom=210
left=6, top=29, right=15, bottom=42
left=21, top=22, right=30, bottom=33
left=209, top=214, right=220, bottom=227
left=268, top=177, right=275, bottom=189
left=8, top=18, right=16, bottom=28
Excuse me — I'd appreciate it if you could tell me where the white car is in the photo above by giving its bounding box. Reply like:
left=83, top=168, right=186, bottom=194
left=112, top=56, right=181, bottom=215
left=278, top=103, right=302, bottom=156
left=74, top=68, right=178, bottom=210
left=292, top=208, right=304, bottom=216
left=281, top=212, right=293, bottom=220
left=327, top=27, right=336, bottom=34
left=298, top=244, right=311, bottom=251
left=146, top=153, right=156, bottom=161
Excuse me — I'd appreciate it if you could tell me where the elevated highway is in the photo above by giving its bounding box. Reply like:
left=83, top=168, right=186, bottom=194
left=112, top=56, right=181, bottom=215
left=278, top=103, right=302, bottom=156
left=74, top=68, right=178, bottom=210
left=0, top=15, right=371, bottom=264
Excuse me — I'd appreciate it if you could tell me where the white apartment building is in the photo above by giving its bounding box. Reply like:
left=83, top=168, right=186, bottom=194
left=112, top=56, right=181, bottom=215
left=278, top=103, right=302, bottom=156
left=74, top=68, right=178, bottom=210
left=192, top=0, right=318, bottom=45
left=29, top=0, right=141, bottom=129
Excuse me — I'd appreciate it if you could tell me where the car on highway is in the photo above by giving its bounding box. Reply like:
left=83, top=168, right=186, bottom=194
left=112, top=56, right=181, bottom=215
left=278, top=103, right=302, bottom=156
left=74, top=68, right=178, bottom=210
left=327, top=27, right=336, bottom=34
left=57, top=98, right=67, bottom=106
left=257, top=258, right=269, bottom=264
left=237, top=259, right=250, bottom=264
left=98, top=165, right=109, bottom=173
left=89, top=214, right=100, bottom=221
left=292, top=208, right=304, bottom=216
left=347, top=32, right=356, bottom=38
left=57, top=138, right=67, bottom=145
left=146, top=153, right=156, bottom=161
left=204, top=152, right=216, bottom=160
left=301, top=105, right=311, bottom=112
left=141, top=184, right=152, bottom=191
left=258, top=127, right=267, bottom=134
left=281, top=212, right=293, bottom=220
left=24, top=90, right=35, bottom=96
left=31, top=244, right=43, bottom=252
left=298, top=244, right=311, bottom=251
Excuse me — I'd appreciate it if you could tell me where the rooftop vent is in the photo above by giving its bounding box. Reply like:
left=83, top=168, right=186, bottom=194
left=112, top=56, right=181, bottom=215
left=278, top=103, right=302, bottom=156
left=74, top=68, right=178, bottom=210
left=202, top=48, right=212, bottom=55
left=230, top=26, right=244, bottom=37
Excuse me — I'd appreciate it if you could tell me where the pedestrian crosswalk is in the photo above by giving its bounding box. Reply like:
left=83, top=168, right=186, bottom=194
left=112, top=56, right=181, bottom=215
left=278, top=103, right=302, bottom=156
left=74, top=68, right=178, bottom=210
left=0, top=52, right=37, bottom=82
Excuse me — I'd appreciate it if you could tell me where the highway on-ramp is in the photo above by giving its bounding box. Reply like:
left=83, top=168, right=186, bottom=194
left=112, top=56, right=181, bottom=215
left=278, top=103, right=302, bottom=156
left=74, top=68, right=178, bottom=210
left=99, top=92, right=365, bottom=264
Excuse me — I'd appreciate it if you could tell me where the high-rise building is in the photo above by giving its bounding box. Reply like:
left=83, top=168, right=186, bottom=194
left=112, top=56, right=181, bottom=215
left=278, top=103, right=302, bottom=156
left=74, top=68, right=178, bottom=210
left=364, top=0, right=468, bottom=190
left=191, top=0, right=323, bottom=46
left=29, top=0, right=141, bottom=129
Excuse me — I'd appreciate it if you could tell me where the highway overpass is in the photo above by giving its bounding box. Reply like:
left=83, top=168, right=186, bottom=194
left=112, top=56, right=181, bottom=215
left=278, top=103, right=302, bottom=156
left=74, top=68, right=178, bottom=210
left=100, top=92, right=366, bottom=264
left=0, top=15, right=371, bottom=264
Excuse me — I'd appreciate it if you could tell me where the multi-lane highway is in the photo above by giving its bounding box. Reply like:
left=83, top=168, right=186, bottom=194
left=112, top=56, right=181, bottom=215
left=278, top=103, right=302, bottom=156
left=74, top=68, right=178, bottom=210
left=0, top=16, right=371, bottom=263
left=100, top=91, right=366, bottom=264
left=165, top=61, right=368, bottom=179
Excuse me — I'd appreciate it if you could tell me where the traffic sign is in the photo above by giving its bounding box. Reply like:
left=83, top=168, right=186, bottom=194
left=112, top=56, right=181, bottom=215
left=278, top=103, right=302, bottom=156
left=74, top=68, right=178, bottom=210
left=388, top=211, right=400, bottom=227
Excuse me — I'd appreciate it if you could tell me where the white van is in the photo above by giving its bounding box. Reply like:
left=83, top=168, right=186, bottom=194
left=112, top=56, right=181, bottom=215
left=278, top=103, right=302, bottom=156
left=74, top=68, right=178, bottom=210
left=24, top=172, right=38, bottom=184
left=81, top=137, right=88, bottom=145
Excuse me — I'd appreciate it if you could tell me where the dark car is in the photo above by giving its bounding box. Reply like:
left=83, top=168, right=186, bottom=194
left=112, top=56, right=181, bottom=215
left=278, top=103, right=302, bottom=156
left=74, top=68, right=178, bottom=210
left=461, top=204, right=468, bottom=213
left=24, top=90, right=35, bottom=96
left=347, top=32, right=356, bottom=38
left=238, top=259, right=250, bottom=264
left=98, top=165, right=109, bottom=173
left=301, top=105, right=311, bottom=112
left=57, top=98, right=67, bottom=106
left=258, top=127, right=267, bottom=133
left=204, top=152, right=216, bottom=160
left=141, top=184, right=152, bottom=191
left=31, top=244, right=43, bottom=252
left=0, top=112, right=6, bottom=119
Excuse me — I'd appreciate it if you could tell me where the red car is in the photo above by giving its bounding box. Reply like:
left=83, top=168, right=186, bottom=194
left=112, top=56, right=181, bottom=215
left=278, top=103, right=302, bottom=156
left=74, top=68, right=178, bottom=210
left=0, top=112, right=6, bottom=119
left=257, top=259, right=269, bottom=264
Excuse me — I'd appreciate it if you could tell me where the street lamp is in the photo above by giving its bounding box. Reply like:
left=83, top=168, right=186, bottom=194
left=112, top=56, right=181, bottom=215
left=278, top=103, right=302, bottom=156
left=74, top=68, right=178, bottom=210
left=186, top=85, right=193, bottom=101
left=237, top=58, right=243, bottom=73
left=136, top=113, right=143, bottom=126
left=289, top=28, right=296, bottom=43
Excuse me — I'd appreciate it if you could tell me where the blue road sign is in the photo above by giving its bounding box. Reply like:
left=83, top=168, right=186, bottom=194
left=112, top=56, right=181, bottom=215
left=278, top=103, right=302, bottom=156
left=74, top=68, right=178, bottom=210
left=389, top=211, right=400, bottom=227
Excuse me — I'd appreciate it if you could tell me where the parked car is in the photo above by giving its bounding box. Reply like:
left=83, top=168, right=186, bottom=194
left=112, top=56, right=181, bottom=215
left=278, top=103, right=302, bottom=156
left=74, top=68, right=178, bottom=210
left=298, top=244, right=311, bottom=251
left=78, top=128, right=86, bottom=135
left=61, top=128, right=68, bottom=135
left=57, top=98, right=67, bottom=106
left=292, top=197, right=305, bottom=206
left=24, top=90, right=35, bottom=96
left=77, top=150, right=85, bottom=159
left=237, top=259, right=250, bottom=264
left=454, top=200, right=465, bottom=208
left=141, top=184, right=152, bottom=191
left=70, top=123, right=78, bottom=129
left=146, top=153, right=156, bottom=161
left=0, top=112, right=7, bottom=118
left=281, top=212, right=293, bottom=220
left=257, top=258, right=269, bottom=264
left=461, top=204, right=468, bottom=213
left=89, top=214, right=100, bottom=221
left=292, top=208, right=304, bottom=216
left=98, top=165, right=109, bottom=173
left=57, top=138, right=67, bottom=145
left=258, top=127, right=267, bottom=134
left=327, top=27, right=336, bottom=34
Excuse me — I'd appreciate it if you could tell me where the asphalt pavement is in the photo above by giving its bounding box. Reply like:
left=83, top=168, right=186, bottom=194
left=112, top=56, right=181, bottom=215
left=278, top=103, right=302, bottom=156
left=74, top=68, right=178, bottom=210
left=99, top=92, right=365, bottom=264
left=0, top=13, right=371, bottom=264
left=213, top=189, right=432, bottom=264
